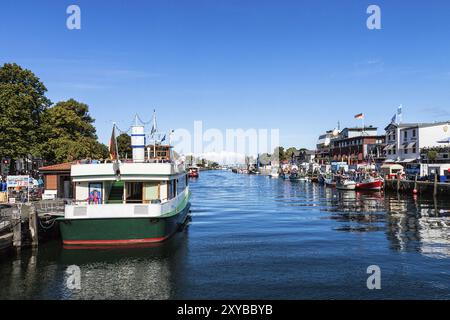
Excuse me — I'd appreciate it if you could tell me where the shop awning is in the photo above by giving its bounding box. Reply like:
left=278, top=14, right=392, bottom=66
left=384, top=144, right=395, bottom=151
left=406, top=142, right=416, bottom=149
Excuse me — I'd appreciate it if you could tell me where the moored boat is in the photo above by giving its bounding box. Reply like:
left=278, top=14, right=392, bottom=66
left=336, top=176, right=356, bottom=191
left=57, top=116, right=191, bottom=247
left=323, top=173, right=335, bottom=187
left=356, top=176, right=384, bottom=191
left=187, top=166, right=199, bottom=178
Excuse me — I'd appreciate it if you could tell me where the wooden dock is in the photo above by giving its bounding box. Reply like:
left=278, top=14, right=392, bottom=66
left=0, top=200, right=64, bottom=251
left=384, top=177, right=450, bottom=197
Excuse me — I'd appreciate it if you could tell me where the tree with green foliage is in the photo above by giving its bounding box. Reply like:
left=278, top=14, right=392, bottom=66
left=0, top=63, right=51, bottom=159
left=427, top=150, right=438, bottom=162
left=259, top=153, right=272, bottom=165
left=285, top=147, right=298, bottom=160
left=273, top=146, right=286, bottom=162
left=39, top=99, right=108, bottom=163
left=117, top=133, right=132, bottom=159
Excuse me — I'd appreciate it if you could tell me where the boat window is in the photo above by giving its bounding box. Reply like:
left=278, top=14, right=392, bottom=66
left=167, top=179, right=177, bottom=199
left=125, top=182, right=143, bottom=204
left=143, top=181, right=160, bottom=204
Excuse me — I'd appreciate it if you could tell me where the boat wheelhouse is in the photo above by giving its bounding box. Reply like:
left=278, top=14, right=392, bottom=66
left=58, top=117, right=191, bottom=247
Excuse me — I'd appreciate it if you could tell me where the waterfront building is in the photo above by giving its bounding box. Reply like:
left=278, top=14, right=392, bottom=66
left=329, top=126, right=386, bottom=165
left=293, top=149, right=316, bottom=164
left=315, top=130, right=336, bottom=164
left=384, top=121, right=450, bottom=164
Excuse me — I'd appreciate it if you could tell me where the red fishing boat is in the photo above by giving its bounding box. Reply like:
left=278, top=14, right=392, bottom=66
left=356, top=176, right=384, bottom=191
left=188, top=167, right=199, bottom=178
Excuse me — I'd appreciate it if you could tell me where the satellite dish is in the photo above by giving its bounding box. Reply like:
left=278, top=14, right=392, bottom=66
left=332, top=128, right=339, bottom=137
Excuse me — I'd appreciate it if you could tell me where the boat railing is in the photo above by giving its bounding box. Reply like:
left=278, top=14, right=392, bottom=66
left=66, top=198, right=165, bottom=205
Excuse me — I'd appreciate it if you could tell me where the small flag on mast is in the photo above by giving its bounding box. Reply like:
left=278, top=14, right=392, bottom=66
left=354, top=113, right=364, bottom=119
left=109, top=124, right=118, bottom=161
left=150, top=109, right=157, bottom=136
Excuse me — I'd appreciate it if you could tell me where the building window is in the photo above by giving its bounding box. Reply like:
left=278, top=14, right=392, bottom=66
left=404, top=131, right=407, bottom=139
left=412, top=148, right=416, bottom=154
left=412, top=129, right=416, bottom=137
left=404, top=149, right=408, bottom=154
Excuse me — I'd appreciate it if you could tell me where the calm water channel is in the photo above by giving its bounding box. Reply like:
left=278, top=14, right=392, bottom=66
left=1, top=170, right=450, bottom=299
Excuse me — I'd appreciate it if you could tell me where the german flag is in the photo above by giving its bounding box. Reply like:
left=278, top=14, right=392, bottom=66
left=109, top=125, right=118, bottom=161
left=354, top=113, right=364, bottom=119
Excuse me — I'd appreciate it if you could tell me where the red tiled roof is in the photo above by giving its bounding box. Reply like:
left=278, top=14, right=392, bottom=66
left=39, top=162, right=73, bottom=172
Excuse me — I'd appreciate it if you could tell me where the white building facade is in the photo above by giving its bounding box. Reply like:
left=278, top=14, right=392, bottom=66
left=384, top=122, right=450, bottom=163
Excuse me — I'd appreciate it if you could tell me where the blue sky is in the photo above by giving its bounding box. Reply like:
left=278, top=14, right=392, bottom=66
left=1, top=0, right=450, bottom=150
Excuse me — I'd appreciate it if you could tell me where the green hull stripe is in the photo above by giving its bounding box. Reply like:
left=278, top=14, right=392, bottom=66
left=58, top=203, right=190, bottom=242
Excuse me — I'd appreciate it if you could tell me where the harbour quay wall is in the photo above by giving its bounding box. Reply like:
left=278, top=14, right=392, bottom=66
left=384, top=179, right=450, bottom=196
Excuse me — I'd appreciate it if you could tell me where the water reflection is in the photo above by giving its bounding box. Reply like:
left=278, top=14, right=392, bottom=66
left=0, top=230, right=189, bottom=299
left=317, top=185, right=450, bottom=259
left=385, top=195, right=450, bottom=258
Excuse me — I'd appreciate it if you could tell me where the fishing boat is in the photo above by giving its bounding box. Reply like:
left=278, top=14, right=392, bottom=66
left=187, top=166, right=199, bottom=178
left=290, top=173, right=310, bottom=182
left=289, top=165, right=301, bottom=181
left=57, top=115, right=191, bottom=247
left=356, top=176, right=384, bottom=191
left=336, top=176, right=356, bottom=191
left=280, top=164, right=290, bottom=179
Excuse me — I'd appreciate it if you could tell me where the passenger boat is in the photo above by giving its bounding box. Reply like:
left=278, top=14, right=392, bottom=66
left=57, top=117, right=191, bottom=247
left=187, top=166, right=199, bottom=178
left=356, top=176, right=384, bottom=191
left=336, top=176, right=356, bottom=191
